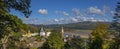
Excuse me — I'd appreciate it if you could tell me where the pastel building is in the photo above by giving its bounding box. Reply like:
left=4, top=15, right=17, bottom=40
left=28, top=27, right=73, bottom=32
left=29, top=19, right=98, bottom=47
left=22, top=27, right=51, bottom=37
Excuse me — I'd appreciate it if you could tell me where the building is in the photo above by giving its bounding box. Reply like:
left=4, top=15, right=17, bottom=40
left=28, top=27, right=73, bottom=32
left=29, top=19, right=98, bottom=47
left=22, top=27, right=51, bottom=37
left=46, top=31, right=51, bottom=37
left=40, top=27, right=46, bottom=36
left=22, top=29, right=31, bottom=37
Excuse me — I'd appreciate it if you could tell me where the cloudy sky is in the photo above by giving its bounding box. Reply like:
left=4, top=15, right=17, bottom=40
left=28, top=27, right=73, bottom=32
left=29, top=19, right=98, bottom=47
left=11, top=0, right=119, bottom=24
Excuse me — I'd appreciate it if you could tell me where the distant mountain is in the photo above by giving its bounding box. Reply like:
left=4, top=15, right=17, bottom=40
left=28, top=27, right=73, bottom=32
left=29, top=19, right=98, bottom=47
left=28, top=22, right=111, bottom=30
left=46, top=22, right=111, bottom=30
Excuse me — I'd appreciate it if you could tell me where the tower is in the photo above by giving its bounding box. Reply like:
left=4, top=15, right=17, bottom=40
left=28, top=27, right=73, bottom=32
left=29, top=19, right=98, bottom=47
left=27, top=29, right=31, bottom=37
left=40, top=27, right=46, bottom=36
left=61, top=26, right=64, bottom=38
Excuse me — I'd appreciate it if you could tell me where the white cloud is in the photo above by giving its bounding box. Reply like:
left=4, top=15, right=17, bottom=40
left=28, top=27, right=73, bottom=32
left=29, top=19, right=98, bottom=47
left=54, top=19, right=59, bottom=22
left=72, top=8, right=82, bottom=16
left=87, top=17, right=108, bottom=22
left=91, top=19, right=97, bottom=22
left=89, top=18, right=109, bottom=22
left=52, top=16, right=109, bottom=24
left=71, top=18, right=78, bottom=22
left=55, top=11, right=69, bottom=16
left=98, top=19, right=104, bottom=22
left=88, top=6, right=104, bottom=15
left=89, top=18, right=97, bottom=22
left=62, top=11, right=69, bottom=16
left=59, top=18, right=64, bottom=21
left=75, top=16, right=108, bottom=22
left=38, top=9, right=48, bottom=14
left=24, top=18, right=38, bottom=24
left=45, top=6, right=112, bottom=24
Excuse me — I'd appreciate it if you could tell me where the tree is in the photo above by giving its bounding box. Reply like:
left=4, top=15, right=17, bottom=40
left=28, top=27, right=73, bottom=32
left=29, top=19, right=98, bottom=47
left=110, top=2, right=120, bottom=49
left=88, top=22, right=109, bottom=49
left=6, top=32, right=21, bottom=49
left=64, top=38, right=85, bottom=49
left=0, top=0, right=31, bottom=49
left=0, top=0, right=31, bottom=39
left=0, top=0, right=32, bottom=18
left=0, top=14, right=28, bottom=38
left=41, top=32, right=64, bottom=49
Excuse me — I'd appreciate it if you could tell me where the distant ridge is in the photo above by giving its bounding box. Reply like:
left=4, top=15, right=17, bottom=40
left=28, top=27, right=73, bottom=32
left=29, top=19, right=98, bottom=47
left=27, top=22, right=111, bottom=30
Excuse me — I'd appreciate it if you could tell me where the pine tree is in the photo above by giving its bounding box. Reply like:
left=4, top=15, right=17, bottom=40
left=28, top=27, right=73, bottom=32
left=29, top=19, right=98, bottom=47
left=110, top=2, right=120, bottom=49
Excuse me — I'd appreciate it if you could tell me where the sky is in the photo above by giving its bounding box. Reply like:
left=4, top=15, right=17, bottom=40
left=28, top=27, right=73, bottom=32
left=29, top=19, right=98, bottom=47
left=11, top=0, right=119, bottom=25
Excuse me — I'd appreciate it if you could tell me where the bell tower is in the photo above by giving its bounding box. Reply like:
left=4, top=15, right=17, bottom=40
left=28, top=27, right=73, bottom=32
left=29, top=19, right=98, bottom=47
left=61, top=26, right=64, bottom=38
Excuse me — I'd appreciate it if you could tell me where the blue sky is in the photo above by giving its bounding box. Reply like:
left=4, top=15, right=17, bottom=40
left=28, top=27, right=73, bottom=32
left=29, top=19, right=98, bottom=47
left=11, top=0, right=119, bottom=24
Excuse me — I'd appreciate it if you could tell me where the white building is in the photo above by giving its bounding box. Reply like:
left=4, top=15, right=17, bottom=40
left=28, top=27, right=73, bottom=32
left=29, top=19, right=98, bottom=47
left=31, top=33, right=39, bottom=36
left=40, top=27, right=46, bottom=36
left=46, top=32, right=51, bottom=37
left=22, top=27, right=51, bottom=37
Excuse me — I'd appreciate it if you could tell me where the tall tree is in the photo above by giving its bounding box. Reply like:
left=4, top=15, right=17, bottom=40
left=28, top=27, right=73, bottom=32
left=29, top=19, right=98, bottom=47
left=110, top=2, right=120, bottom=49
left=88, top=22, right=109, bottom=49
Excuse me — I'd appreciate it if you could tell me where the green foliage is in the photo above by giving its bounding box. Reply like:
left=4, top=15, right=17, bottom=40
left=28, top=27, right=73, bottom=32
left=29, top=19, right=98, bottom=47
left=34, top=35, right=43, bottom=42
left=64, top=38, right=85, bottom=49
left=0, top=0, right=32, bottom=18
left=88, top=22, right=109, bottom=49
left=110, top=2, right=120, bottom=49
left=30, top=47, right=37, bottom=49
left=6, top=32, right=21, bottom=49
left=41, top=32, right=64, bottom=49
left=0, top=0, right=31, bottom=39
left=0, top=12, right=28, bottom=39
left=0, top=0, right=31, bottom=49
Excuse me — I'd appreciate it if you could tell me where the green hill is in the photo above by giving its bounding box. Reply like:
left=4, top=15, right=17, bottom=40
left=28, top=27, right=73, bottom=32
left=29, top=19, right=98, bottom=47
left=28, top=22, right=111, bottom=30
